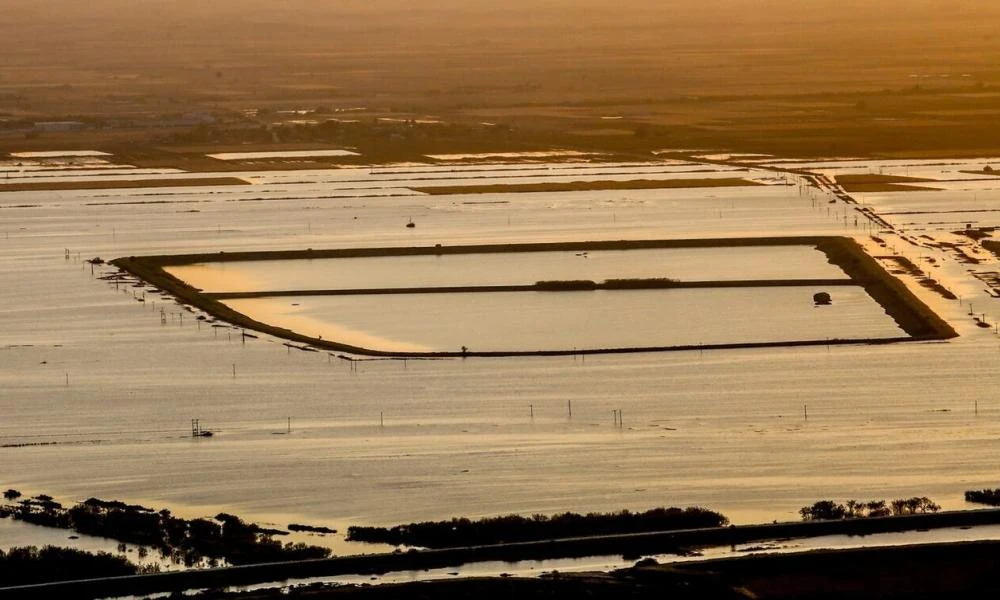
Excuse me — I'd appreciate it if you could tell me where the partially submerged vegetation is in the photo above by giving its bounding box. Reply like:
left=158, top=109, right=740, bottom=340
left=878, top=255, right=958, bottom=300
left=0, top=493, right=330, bottom=566
left=799, top=497, right=940, bottom=521
left=965, top=489, right=1000, bottom=506
left=346, top=507, right=729, bottom=548
left=0, top=545, right=146, bottom=587
left=288, top=523, right=338, bottom=534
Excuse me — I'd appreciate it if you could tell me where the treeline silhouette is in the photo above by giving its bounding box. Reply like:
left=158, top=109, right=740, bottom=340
left=0, top=545, right=143, bottom=586
left=965, top=489, right=1000, bottom=506
left=799, top=497, right=941, bottom=521
left=347, top=507, right=729, bottom=548
left=1, top=493, right=330, bottom=566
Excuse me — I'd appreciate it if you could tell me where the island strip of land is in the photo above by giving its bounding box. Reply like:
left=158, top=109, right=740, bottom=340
left=0, top=177, right=249, bottom=192
left=411, top=177, right=763, bottom=195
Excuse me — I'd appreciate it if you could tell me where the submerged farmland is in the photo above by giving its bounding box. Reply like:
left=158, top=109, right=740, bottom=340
left=2, top=154, right=1000, bottom=539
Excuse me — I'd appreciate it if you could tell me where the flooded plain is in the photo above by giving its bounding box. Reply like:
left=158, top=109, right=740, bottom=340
left=224, top=287, right=901, bottom=353
left=3, top=157, right=1000, bottom=554
left=167, top=246, right=846, bottom=293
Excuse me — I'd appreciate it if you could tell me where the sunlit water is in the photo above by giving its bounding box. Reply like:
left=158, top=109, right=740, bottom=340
left=167, top=246, right=846, bottom=293
left=2, top=160, right=1000, bottom=557
left=224, top=286, right=901, bottom=353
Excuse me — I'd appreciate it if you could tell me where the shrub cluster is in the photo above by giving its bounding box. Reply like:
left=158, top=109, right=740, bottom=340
left=347, top=507, right=729, bottom=548
left=965, top=489, right=1000, bottom=506
left=799, top=497, right=940, bottom=521
left=0, top=545, right=143, bottom=586
left=1, top=494, right=330, bottom=566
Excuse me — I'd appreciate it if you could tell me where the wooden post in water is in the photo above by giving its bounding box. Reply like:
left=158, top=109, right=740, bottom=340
left=380, top=412, right=384, bottom=428
left=568, top=400, right=572, bottom=419
left=288, top=417, right=291, bottom=433
left=804, top=404, right=808, bottom=421
left=232, top=364, right=236, bottom=378
left=529, top=404, right=534, bottom=419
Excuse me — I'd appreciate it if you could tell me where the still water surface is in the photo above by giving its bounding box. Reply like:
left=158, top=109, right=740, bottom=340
left=2, top=160, right=1000, bottom=545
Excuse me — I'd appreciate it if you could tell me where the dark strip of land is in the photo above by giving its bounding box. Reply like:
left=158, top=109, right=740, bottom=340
left=410, top=177, right=764, bottom=196
left=206, top=279, right=859, bottom=300
left=6, top=508, right=1000, bottom=600
left=668, top=539, right=1000, bottom=599
left=411, top=177, right=763, bottom=195
left=834, top=174, right=940, bottom=193
left=0, top=177, right=248, bottom=192
left=111, top=236, right=882, bottom=265
left=980, top=239, right=1000, bottom=259
left=111, top=236, right=956, bottom=358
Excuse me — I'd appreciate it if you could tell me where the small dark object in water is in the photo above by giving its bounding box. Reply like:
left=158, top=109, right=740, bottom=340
left=406, top=219, right=415, bottom=228
left=813, top=291, right=832, bottom=305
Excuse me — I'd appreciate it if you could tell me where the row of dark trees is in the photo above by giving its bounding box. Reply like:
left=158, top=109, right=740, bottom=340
left=965, top=489, right=1000, bottom=506
left=347, top=507, right=729, bottom=548
left=799, top=497, right=941, bottom=521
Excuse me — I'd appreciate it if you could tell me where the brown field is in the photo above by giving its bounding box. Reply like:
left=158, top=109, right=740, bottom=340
left=835, top=174, right=941, bottom=193
left=0, top=177, right=248, bottom=193
left=2, top=1, right=1000, bottom=163
left=412, top=178, right=762, bottom=195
